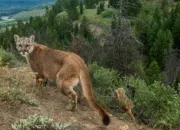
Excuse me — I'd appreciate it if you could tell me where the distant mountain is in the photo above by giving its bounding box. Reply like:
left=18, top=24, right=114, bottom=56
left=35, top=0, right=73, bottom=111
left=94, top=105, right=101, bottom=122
left=0, top=0, right=55, bottom=16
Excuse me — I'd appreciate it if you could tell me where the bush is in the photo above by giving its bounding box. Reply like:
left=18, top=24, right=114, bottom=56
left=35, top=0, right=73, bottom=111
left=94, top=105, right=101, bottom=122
left=88, top=63, right=180, bottom=129
left=12, top=114, right=71, bottom=130
left=88, top=62, right=120, bottom=93
left=101, top=10, right=114, bottom=18
left=125, top=76, right=180, bottom=129
left=0, top=48, right=19, bottom=67
left=88, top=63, right=121, bottom=108
left=0, top=87, right=39, bottom=106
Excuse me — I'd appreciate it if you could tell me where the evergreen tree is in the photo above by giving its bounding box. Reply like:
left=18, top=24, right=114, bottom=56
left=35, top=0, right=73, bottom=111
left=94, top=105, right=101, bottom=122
left=84, top=0, right=96, bottom=9
left=74, top=23, right=79, bottom=36
left=135, top=11, right=151, bottom=50
left=97, top=6, right=101, bottom=15
left=152, top=7, right=161, bottom=26
left=65, top=0, right=79, bottom=20
left=147, top=22, right=159, bottom=50
left=111, top=14, right=117, bottom=30
left=172, top=14, right=180, bottom=49
left=99, top=2, right=105, bottom=12
left=80, top=16, right=92, bottom=40
left=80, top=1, right=84, bottom=15
left=45, top=6, right=49, bottom=16
left=150, top=29, right=173, bottom=69
left=108, top=0, right=142, bottom=16
left=146, top=60, right=161, bottom=84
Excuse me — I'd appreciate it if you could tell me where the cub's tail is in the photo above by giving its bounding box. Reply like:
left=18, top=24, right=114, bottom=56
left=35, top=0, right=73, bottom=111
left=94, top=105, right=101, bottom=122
left=80, top=67, right=110, bottom=125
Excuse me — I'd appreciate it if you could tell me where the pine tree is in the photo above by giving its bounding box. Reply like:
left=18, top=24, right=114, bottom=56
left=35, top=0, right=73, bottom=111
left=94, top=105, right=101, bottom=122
left=45, top=6, right=49, bottom=16
left=74, top=23, right=79, bottom=36
left=150, top=29, right=173, bottom=69
left=97, top=6, right=101, bottom=15
left=80, top=16, right=92, bottom=40
left=109, top=0, right=142, bottom=16
left=111, top=14, right=117, bottom=30
left=66, top=0, right=79, bottom=20
left=146, top=60, right=162, bottom=84
left=135, top=11, right=151, bottom=47
left=80, top=1, right=84, bottom=15
left=172, top=14, right=180, bottom=49
left=99, top=2, right=105, bottom=12
left=84, top=0, right=96, bottom=9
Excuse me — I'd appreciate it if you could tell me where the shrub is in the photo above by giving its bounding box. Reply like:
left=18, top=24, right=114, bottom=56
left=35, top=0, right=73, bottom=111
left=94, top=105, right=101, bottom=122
left=12, top=114, right=71, bottom=130
left=88, top=62, right=120, bottom=93
left=88, top=63, right=180, bottom=129
left=0, top=87, right=39, bottom=106
left=125, top=76, right=180, bottom=129
left=101, top=10, right=114, bottom=18
left=88, top=63, right=122, bottom=108
left=0, top=48, right=19, bottom=67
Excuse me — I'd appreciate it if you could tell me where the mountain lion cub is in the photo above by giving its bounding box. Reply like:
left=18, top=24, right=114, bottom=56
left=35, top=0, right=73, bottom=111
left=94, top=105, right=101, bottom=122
left=14, top=34, right=110, bottom=125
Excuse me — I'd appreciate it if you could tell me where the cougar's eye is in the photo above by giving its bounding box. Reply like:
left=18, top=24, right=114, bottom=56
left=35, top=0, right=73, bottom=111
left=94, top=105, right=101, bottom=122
left=18, top=44, right=22, bottom=47
left=26, top=45, right=29, bottom=47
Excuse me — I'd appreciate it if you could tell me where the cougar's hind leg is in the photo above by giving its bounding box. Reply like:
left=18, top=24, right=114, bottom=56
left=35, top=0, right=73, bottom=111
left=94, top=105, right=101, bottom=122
left=56, top=77, right=79, bottom=111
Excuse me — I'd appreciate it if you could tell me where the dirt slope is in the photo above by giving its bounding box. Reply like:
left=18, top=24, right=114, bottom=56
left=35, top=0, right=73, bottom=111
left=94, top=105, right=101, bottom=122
left=0, top=66, right=157, bottom=130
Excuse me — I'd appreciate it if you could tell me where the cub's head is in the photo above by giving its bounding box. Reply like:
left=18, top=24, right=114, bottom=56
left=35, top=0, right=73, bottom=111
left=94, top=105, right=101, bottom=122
left=115, top=88, right=125, bottom=99
left=14, top=35, right=35, bottom=57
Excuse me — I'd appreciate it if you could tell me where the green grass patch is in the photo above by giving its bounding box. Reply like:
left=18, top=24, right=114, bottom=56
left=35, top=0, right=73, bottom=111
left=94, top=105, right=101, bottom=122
left=101, top=9, right=114, bottom=18
left=82, top=8, right=115, bottom=26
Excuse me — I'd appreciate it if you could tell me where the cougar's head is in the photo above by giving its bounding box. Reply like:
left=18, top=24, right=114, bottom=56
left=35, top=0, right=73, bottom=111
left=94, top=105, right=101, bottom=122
left=14, top=35, right=35, bottom=57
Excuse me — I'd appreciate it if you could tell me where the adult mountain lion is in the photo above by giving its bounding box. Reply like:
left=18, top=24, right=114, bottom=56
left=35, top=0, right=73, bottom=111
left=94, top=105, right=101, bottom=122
left=14, top=34, right=110, bottom=125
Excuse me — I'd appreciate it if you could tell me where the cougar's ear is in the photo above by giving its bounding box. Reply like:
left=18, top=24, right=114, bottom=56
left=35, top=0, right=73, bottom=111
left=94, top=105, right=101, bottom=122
left=30, top=35, right=35, bottom=43
left=14, top=34, right=19, bottom=43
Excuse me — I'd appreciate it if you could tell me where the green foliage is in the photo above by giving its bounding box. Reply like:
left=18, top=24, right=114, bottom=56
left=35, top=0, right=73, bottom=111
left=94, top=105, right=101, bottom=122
left=96, top=6, right=101, bottom=15
left=73, top=23, right=79, bottom=36
left=88, top=62, right=120, bottom=93
left=80, top=1, right=84, bottom=15
left=0, top=87, right=39, bottom=106
left=0, top=0, right=74, bottom=51
left=88, top=62, right=180, bottom=128
left=109, top=0, right=142, bottom=16
left=101, top=10, right=114, bottom=18
left=146, top=60, right=163, bottom=84
left=65, top=0, right=79, bottom=20
left=125, top=77, right=180, bottom=129
left=149, top=29, right=173, bottom=69
left=79, top=16, right=92, bottom=40
left=0, top=48, right=19, bottom=67
left=111, top=14, right=117, bottom=30
left=99, top=2, right=105, bottom=12
left=172, top=13, right=180, bottom=49
left=84, top=0, right=96, bottom=9
left=12, top=114, right=71, bottom=130
left=88, top=63, right=122, bottom=111
left=135, top=10, right=151, bottom=45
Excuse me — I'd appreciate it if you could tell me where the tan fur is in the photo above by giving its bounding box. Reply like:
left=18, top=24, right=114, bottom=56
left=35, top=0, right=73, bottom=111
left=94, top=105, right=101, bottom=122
left=116, top=88, right=136, bottom=122
left=14, top=35, right=110, bottom=125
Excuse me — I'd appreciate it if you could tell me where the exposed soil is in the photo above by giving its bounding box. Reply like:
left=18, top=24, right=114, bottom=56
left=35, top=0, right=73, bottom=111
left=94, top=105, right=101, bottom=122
left=0, top=66, right=158, bottom=130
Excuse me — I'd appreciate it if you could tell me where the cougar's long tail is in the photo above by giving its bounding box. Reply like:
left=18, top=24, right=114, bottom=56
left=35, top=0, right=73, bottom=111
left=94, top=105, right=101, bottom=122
left=79, top=66, right=110, bottom=126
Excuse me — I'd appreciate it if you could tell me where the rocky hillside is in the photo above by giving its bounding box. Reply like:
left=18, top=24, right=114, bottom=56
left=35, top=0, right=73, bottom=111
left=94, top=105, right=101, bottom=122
left=0, top=66, right=159, bottom=130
